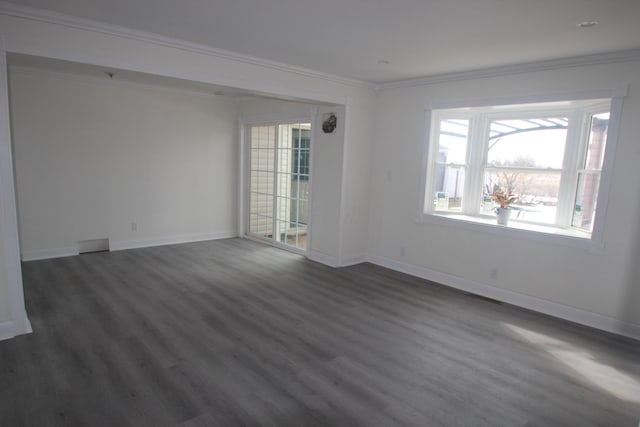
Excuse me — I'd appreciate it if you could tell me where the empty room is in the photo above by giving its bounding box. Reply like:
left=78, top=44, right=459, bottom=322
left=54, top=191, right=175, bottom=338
left=0, top=1, right=639, bottom=426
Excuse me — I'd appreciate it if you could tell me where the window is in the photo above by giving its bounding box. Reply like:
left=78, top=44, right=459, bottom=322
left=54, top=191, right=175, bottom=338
left=423, top=98, right=614, bottom=238
left=292, top=131, right=310, bottom=180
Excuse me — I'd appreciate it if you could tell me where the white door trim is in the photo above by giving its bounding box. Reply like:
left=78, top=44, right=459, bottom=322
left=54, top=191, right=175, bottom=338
left=0, top=35, right=31, bottom=340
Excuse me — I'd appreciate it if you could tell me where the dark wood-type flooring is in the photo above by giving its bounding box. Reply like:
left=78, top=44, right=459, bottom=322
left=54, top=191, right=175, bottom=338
left=2, top=238, right=639, bottom=426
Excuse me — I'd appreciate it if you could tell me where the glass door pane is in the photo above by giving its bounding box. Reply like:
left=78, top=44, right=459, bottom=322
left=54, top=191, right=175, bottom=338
left=247, top=122, right=311, bottom=251
left=275, top=123, right=310, bottom=250
left=248, top=125, right=276, bottom=239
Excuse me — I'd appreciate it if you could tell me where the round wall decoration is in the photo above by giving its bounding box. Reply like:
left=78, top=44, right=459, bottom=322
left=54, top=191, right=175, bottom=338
left=322, top=113, right=337, bottom=133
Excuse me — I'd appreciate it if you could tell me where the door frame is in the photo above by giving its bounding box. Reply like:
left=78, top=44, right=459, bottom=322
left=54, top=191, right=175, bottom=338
left=239, top=110, right=316, bottom=254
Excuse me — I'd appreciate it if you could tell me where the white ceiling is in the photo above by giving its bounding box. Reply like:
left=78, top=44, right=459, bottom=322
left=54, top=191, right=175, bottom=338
left=4, top=0, right=640, bottom=83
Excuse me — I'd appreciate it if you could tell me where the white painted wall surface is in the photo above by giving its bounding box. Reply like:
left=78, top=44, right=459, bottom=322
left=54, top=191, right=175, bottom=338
left=339, top=95, right=375, bottom=265
left=10, top=69, right=239, bottom=257
left=621, top=197, right=640, bottom=337
left=0, top=47, right=10, bottom=324
left=310, top=105, right=346, bottom=262
left=370, top=61, right=640, bottom=335
left=238, top=99, right=317, bottom=120
left=0, top=40, right=29, bottom=339
left=0, top=226, right=9, bottom=323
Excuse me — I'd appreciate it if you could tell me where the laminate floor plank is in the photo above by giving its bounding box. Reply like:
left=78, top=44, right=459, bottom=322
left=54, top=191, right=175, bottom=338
left=2, top=238, right=639, bottom=426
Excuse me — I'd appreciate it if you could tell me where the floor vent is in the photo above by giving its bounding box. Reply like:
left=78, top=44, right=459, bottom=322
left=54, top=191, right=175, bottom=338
left=78, top=238, right=110, bottom=254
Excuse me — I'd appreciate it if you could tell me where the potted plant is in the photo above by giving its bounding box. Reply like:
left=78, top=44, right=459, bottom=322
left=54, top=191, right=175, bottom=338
left=491, top=190, right=518, bottom=225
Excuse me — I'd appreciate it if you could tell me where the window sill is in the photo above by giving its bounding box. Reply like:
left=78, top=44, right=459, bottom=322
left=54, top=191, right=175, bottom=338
left=417, top=212, right=603, bottom=253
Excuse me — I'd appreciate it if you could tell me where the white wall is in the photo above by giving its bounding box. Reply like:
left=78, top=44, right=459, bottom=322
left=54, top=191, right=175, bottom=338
left=370, top=60, right=640, bottom=338
left=238, top=99, right=317, bottom=120
left=10, top=69, right=239, bottom=258
left=0, top=42, right=29, bottom=339
left=339, top=95, right=375, bottom=264
left=621, top=195, right=640, bottom=337
left=0, top=215, right=11, bottom=328
left=311, top=105, right=346, bottom=262
left=0, top=47, right=10, bottom=325
left=0, top=237, right=8, bottom=322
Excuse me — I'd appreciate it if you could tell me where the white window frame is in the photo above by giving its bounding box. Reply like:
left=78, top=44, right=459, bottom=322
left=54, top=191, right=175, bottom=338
left=417, top=88, right=627, bottom=253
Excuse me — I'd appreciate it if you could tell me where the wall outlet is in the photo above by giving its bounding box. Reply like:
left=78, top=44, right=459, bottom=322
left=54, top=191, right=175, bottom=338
left=400, top=246, right=405, bottom=257
left=490, top=267, right=498, bottom=279
left=131, top=222, right=137, bottom=232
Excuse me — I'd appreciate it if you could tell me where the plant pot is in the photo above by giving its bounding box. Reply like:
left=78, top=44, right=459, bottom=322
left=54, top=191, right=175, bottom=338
left=496, top=207, right=512, bottom=225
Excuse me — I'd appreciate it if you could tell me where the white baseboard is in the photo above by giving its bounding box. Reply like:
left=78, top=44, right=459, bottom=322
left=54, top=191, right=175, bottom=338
left=368, top=255, right=640, bottom=341
left=0, top=318, right=32, bottom=341
left=22, top=246, right=78, bottom=261
left=339, top=253, right=368, bottom=267
left=21, top=231, right=237, bottom=261
left=306, top=250, right=339, bottom=267
left=110, top=230, right=237, bottom=251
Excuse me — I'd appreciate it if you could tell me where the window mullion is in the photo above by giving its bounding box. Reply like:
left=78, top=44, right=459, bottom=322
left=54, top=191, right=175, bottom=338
left=423, top=111, right=440, bottom=214
left=272, top=124, right=279, bottom=237
left=557, top=111, right=585, bottom=228
left=464, top=115, right=487, bottom=215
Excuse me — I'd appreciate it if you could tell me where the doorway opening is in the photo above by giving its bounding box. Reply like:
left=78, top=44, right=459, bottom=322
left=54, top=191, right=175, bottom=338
left=246, top=122, right=311, bottom=252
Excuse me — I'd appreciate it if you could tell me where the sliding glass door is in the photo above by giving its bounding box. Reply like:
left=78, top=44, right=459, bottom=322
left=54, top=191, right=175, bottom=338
left=247, top=122, right=310, bottom=251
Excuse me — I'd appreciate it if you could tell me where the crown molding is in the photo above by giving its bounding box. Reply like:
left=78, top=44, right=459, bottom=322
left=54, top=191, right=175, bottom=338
left=378, top=49, right=640, bottom=91
left=0, top=1, right=375, bottom=90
